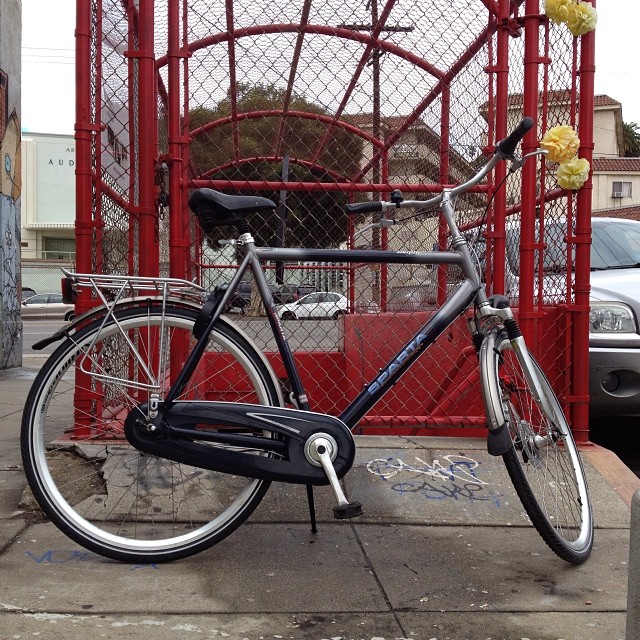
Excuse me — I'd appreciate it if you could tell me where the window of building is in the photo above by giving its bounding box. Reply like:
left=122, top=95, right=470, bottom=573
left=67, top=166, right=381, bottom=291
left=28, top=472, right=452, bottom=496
left=43, top=238, right=76, bottom=260
left=612, top=181, right=632, bottom=198
left=394, top=143, right=419, bottom=158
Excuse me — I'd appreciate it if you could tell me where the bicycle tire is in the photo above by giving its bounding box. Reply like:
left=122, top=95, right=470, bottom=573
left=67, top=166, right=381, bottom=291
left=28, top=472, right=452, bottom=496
left=21, top=304, right=282, bottom=563
left=481, top=328, right=593, bottom=564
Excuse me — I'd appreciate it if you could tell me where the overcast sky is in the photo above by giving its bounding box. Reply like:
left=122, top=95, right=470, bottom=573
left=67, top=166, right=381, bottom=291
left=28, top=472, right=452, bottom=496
left=20, top=0, right=640, bottom=135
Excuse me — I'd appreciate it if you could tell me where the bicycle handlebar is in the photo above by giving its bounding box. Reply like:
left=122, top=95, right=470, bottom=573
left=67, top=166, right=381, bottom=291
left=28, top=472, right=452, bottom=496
left=344, top=117, right=535, bottom=215
left=344, top=201, right=384, bottom=215
left=497, top=116, right=534, bottom=156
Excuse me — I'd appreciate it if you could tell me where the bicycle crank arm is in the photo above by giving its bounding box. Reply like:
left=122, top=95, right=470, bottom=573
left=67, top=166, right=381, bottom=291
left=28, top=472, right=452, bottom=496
left=124, top=401, right=356, bottom=486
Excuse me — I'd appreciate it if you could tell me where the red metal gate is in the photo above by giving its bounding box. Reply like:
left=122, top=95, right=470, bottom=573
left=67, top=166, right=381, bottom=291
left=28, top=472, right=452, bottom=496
left=74, top=0, right=595, bottom=441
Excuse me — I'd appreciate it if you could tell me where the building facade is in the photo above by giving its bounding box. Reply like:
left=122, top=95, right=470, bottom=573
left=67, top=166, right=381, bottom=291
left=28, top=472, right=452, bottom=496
left=0, top=0, right=21, bottom=368
left=20, top=132, right=76, bottom=292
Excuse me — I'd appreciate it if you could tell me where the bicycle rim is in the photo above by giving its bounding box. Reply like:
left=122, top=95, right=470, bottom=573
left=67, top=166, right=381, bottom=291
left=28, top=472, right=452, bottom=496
left=488, top=332, right=593, bottom=564
left=21, top=305, right=281, bottom=563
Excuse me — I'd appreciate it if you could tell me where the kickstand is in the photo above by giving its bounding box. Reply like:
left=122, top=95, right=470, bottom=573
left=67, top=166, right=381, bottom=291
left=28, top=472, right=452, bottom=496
left=306, top=484, right=318, bottom=534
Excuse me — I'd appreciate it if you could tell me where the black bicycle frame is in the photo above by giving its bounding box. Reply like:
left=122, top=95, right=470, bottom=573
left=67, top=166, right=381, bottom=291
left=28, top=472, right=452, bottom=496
left=163, top=241, right=481, bottom=431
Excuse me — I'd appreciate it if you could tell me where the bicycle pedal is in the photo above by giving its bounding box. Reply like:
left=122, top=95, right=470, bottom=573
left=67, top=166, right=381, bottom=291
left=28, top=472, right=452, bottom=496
left=332, top=501, right=363, bottom=519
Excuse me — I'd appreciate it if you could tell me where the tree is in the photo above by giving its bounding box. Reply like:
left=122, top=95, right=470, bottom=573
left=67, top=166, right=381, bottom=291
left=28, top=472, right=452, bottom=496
left=622, top=121, right=640, bottom=157
left=189, top=82, right=364, bottom=249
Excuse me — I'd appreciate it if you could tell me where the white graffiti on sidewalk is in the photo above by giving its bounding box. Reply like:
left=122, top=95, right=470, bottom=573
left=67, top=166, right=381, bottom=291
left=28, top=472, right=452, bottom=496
left=367, top=454, right=501, bottom=505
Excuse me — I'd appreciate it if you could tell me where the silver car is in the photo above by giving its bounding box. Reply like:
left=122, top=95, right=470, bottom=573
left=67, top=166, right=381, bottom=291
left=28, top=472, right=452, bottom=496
left=503, top=217, right=640, bottom=418
left=21, top=293, right=76, bottom=321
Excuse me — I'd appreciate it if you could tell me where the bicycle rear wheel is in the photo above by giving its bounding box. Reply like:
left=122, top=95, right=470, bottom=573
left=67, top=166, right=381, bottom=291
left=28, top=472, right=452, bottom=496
left=21, top=304, right=282, bottom=563
left=482, top=329, right=593, bottom=564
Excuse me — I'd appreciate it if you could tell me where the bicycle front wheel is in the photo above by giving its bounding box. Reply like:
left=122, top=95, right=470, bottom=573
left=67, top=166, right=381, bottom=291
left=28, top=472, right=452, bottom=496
left=21, top=304, right=282, bottom=563
left=481, top=329, right=593, bottom=564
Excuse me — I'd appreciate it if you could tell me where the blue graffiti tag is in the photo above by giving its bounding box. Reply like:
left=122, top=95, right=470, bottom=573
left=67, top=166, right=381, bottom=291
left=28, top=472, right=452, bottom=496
left=25, top=549, right=158, bottom=570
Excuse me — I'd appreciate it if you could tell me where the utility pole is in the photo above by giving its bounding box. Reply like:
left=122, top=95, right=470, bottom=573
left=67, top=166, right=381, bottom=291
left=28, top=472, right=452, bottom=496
left=275, top=155, right=290, bottom=285
left=339, top=1, right=413, bottom=305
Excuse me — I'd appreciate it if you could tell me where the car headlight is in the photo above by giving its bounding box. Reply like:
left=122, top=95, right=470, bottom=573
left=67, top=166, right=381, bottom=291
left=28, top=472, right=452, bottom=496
left=589, top=301, right=638, bottom=333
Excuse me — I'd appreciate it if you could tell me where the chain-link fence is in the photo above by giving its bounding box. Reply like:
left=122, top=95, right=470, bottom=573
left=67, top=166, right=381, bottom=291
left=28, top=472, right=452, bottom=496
left=76, top=0, right=594, bottom=438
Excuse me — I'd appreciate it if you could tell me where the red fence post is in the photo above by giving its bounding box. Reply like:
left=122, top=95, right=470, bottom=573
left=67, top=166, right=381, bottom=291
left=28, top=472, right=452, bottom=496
left=136, top=0, right=159, bottom=277
left=519, top=0, right=542, bottom=345
left=571, top=21, right=596, bottom=442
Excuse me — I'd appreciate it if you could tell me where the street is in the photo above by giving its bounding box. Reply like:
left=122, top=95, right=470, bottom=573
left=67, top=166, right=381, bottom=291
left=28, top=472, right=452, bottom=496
left=21, top=318, right=66, bottom=357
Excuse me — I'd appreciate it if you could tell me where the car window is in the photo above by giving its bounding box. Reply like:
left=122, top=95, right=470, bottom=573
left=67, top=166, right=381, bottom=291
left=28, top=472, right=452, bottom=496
left=49, top=294, right=64, bottom=303
left=505, top=220, right=640, bottom=275
left=505, top=222, right=570, bottom=275
left=592, top=223, right=640, bottom=267
left=25, top=294, right=48, bottom=304
left=301, top=293, right=322, bottom=304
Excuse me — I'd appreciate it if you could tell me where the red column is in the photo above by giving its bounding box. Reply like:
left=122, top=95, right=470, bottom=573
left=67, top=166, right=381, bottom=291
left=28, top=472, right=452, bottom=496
left=136, top=0, right=159, bottom=277
left=72, top=0, right=95, bottom=438
left=572, top=15, right=596, bottom=441
left=74, top=0, right=94, bottom=305
left=167, top=0, right=188, bottom=281
left=490, top=0, right=511, bottom=294
left=519, top=0, right=542, bottom=343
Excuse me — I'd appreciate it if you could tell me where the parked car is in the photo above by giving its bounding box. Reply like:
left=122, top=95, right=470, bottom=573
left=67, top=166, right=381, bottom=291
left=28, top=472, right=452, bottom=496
left=275, top=291, right=348, bottom=320
left=217, top=281, right=318, bottom=312
left=21, top=293, right=75, bottom=321
left=271, top=283, right=317, bottom=304
left=501, top=217, right=640, bottom=418
left=211, top=281, right=252, bottom=313
left=387, top=283, right=438, bottom=312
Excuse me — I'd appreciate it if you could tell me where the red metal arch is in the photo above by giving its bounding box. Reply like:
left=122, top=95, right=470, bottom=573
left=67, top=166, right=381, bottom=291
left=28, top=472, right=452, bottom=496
left=189, top=109, right=386, bottom=184
left=178, top=22, right=451, bottom=183
left=201, top=156, right=351, bottom=184
left=190, top=110, right=384, bottom=149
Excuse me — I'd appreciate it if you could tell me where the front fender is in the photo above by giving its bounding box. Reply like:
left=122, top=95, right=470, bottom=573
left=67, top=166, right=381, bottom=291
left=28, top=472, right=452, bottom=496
left=479, top=327, right=514, bottom=456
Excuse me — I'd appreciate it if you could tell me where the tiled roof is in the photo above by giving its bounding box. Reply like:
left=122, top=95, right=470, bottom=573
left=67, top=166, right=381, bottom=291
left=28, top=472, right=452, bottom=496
left=482, top=92, right=621, bottom=109
left=594, top=95, right=624, bottom=107
left=593, top=206, right=640, bottom=220
left=593, top=158, right=640, bottom=172
left=513, top=91, right=620, bottom=107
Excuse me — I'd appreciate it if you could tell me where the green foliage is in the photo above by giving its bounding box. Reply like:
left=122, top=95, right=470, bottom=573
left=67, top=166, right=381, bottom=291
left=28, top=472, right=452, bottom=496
left=189, top=82, right=364, bottom=248
left=623, top=121, right=640, bottom=158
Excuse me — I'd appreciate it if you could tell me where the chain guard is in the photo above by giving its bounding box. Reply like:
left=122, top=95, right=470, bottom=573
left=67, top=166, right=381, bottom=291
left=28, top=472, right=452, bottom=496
left=124, top=401, right=356, bottom=485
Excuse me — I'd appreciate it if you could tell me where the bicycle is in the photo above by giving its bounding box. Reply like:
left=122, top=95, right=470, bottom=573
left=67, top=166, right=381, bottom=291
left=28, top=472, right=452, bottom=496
left=20, top=117, right=593, bottom=565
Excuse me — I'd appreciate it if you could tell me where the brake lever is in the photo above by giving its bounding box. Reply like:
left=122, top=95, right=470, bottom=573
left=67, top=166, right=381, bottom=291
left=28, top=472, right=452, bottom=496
left=354, top=217, right=396, bottom=239
left=508, top=148, right=548, bottom=173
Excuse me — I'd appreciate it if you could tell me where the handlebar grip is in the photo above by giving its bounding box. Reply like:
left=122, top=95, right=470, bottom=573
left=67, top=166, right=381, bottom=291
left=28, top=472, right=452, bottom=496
left=497, top=116, right=534, bottom=156
left=345, top=201, right=384, bottom=214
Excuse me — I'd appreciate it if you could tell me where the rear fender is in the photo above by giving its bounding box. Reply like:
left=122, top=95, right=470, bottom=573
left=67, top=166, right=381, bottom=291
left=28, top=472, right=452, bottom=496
left=31, top=296, right=202, bottom=350
left=31, top=295, right=285, bottom=407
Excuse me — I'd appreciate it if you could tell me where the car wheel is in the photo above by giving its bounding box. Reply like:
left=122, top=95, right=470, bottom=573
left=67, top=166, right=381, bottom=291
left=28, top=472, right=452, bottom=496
left=64, top=311, right=76, bottom=322
left=332, top=310, right=346, bottom=320
left=282, top=311, right=296, bottom=320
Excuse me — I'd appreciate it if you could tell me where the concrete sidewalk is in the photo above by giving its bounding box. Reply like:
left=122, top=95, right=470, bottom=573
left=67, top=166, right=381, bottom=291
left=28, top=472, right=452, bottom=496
left=0, top=357, right=638, bottom=640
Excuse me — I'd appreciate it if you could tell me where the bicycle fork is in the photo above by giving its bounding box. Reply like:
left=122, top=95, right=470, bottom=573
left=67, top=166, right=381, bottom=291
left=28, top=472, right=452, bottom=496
left=476, top=298, right=561, bottom=456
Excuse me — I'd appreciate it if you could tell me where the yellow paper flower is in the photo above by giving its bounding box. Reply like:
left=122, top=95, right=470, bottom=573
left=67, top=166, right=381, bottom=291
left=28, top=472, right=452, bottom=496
left=556, top=156, right=590, bottom=190
left=540, top=125, right=580, bottom=164
left=566, top=1, right=597, bottom=36
left=545, top=0, right=575, bottom=24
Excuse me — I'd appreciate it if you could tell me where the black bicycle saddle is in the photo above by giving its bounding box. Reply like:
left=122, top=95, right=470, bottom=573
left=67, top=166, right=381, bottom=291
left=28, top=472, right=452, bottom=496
left=189, top=188, right=275, bottom=229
